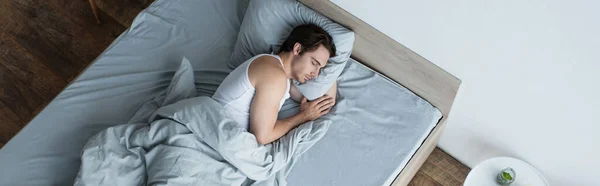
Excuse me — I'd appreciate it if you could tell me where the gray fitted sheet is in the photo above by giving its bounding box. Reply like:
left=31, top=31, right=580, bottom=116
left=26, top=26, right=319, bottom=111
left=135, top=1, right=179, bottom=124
left=0, top=0, right=248, bottom=185
left=279, top=60, right=441, bottom=186
left=0, top=0, right=441, bottom=185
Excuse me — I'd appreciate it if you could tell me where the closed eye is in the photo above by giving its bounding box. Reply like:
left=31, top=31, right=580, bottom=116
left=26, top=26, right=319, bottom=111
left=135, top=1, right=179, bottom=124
left=312, top=60, right=323, bottom=69
left=311, top=57, right=325, bottom=69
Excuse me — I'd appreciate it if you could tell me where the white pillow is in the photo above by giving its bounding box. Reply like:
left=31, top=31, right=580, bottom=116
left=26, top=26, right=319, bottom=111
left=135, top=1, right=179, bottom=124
left=229, top=0, right=355, bottom=100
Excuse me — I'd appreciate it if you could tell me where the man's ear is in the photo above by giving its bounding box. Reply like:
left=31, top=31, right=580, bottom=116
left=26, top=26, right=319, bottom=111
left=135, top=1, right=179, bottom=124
left=293, top=43, right=302, bottom=55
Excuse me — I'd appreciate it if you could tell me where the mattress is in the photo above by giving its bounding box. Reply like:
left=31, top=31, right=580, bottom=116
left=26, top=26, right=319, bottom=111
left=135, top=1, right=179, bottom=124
left=0, top=0, right=441, bottom=185
left=279, top=60, right=441, bottom=186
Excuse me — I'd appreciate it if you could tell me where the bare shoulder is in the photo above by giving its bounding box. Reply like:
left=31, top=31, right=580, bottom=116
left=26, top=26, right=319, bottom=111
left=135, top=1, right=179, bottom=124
left=248, top=55, right=287, bottom=88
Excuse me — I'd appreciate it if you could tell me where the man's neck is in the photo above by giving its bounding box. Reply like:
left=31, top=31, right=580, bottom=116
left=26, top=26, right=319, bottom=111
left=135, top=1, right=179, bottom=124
left=278, top=52, right=294, bottom=79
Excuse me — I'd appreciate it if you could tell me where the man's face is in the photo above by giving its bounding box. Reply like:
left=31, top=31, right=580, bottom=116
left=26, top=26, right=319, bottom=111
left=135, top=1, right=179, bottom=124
left=291, top=44, right=330, bottom=83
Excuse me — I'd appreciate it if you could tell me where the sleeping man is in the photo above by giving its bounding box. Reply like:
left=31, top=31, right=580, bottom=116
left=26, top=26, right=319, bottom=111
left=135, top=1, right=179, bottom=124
left=212, top=24, right=337, bottom=145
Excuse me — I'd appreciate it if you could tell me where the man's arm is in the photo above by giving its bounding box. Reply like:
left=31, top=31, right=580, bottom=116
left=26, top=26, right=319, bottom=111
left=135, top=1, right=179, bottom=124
left=250, top=83, right=335, bottom=145
left=249, top=75, right=302, bottom=145
left=249, top=58, right=336, bottom=145
left=250, top=76, right=335, bottom=144
left=248, top=59, right=296, bottom=145
left=250, top=95, right=334, bottom=145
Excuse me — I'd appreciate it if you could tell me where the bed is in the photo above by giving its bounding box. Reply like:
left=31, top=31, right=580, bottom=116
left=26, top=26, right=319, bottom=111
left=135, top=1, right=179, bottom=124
left=0, top=0, right=460, bottom=185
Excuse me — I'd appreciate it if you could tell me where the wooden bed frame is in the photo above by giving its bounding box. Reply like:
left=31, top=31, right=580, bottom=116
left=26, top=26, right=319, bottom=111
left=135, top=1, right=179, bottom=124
left=298, top=0, right=461, bottom=185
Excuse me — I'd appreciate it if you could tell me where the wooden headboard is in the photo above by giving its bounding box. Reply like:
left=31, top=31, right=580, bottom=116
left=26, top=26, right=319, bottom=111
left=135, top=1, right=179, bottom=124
left=299, top=0, right=460, bottom=116
left=298, top=0, right=462, bottom=185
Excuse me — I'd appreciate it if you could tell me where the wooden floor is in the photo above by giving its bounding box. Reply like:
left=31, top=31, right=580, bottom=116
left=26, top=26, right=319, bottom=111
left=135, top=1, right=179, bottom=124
left=0, top=0, right=470, bottom=185
left=0, top=0, right=127, bottom=146
left=408, top=148, right=471, bottom=186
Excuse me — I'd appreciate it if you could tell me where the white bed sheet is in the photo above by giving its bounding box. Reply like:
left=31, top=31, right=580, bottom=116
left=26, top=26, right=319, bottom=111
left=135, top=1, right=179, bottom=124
left=0, top=0, right=441, bottom=185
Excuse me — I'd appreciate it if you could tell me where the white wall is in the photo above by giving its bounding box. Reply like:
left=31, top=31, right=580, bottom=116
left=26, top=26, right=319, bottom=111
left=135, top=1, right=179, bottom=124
left=331, top=0, right=600, bottom=185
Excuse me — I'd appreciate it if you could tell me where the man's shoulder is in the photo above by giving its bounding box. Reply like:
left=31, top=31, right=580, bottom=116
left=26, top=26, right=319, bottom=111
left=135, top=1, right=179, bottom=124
left=248, top=55, right=287, bottom=86
left=250, top=55, right=286, bottom=77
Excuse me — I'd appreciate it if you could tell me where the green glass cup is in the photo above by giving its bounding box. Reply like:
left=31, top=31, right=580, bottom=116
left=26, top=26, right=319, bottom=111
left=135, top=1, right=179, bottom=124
left=496, top=167, right=516, bottom=185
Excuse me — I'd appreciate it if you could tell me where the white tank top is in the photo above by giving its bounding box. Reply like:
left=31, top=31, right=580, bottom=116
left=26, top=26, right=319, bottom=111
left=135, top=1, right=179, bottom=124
left=212, top=54, right=291, bottom=129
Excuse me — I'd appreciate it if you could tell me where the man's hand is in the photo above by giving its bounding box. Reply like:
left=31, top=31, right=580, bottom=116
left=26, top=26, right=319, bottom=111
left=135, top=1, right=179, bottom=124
left=300, top=95, right=334, bottom=121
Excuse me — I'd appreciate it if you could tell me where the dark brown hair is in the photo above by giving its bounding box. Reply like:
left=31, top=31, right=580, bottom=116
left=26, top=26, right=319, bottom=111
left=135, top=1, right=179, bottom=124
left=278, top=24, right=336, bottom=58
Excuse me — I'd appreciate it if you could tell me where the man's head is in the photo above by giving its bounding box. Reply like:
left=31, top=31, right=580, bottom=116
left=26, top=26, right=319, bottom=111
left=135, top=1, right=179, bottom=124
left=279, top=24, right=336, bottom=83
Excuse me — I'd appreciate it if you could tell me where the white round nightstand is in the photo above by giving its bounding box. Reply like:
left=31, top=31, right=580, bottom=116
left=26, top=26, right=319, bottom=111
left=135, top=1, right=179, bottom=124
left=464, top=157, right=549, bottom=186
